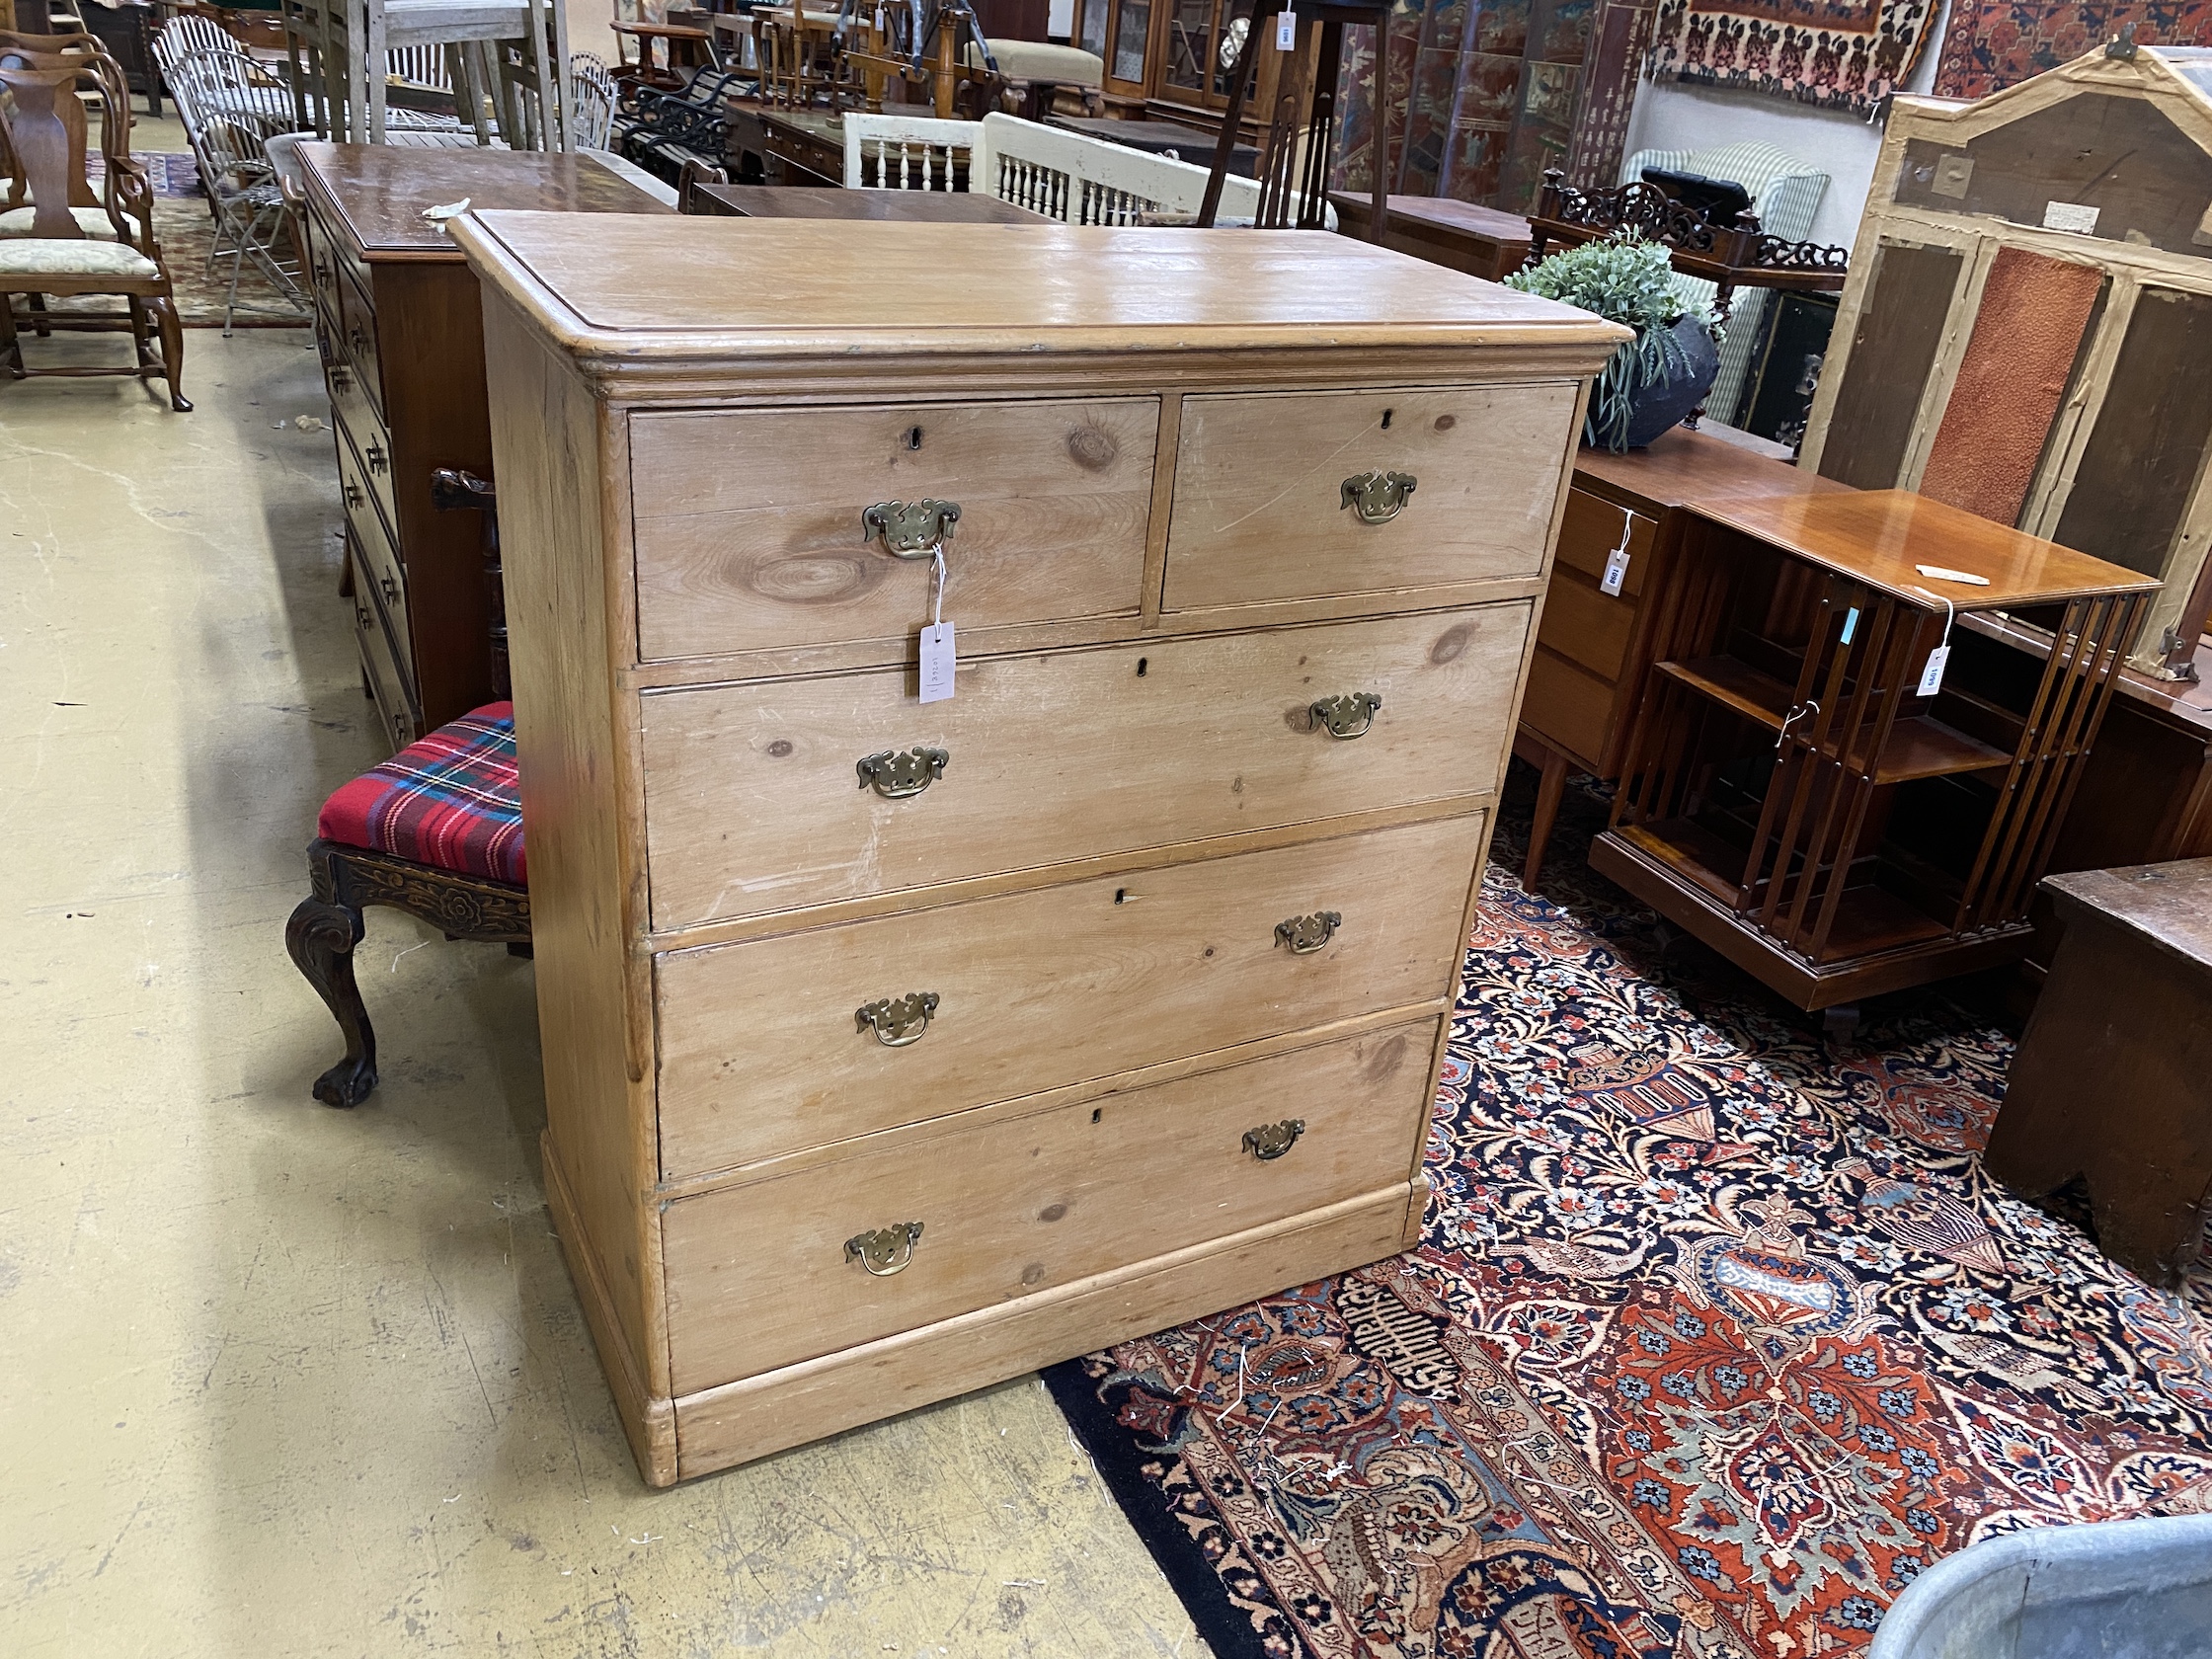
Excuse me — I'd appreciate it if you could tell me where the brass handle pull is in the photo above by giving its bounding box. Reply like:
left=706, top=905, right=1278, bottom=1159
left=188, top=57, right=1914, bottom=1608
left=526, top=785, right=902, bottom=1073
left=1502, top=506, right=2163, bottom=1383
left=1310, top=692, right=1382, bottom=740
left=343, top=481, right=364, bottom=509
left=856, top=990, right=938, bottom=1047
left=379, top=573, right=399, bottom=604
left=365, top=440, right=388, bottom=475
left=329, top=363, right=351, bottom=393
left=1341, top=469, right=1417, bottom=524
left=354, top=601, right=371, bottom=631
left=312, top=256, right=331, bottom=288
left=349, top=325, right=368, bottom=358
left=1242, top=1119, right=1305, bottom=1160
left=862, top=498, right=960, bottom=558
left=856, top=746, right=949, bottom=799
left=1274, top=910, right=1341, bottom=954
left=845, top=1221, right=924, bottom=1276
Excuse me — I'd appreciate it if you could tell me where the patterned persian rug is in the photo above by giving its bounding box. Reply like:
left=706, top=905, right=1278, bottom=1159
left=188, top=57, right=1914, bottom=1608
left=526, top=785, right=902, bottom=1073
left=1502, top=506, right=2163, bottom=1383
left=1045, top=777, right=2212, bottom=1659
left=1934, top=0, right=2212, bottom=98
left=1646, top=0, right=1937, bottom=112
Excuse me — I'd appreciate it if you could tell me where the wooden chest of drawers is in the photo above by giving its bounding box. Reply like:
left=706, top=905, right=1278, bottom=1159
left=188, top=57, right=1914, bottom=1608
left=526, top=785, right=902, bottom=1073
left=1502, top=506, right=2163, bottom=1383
left=451, top=212, right=1622, bottom=1484
left=295, top=144, right=672, bottom=750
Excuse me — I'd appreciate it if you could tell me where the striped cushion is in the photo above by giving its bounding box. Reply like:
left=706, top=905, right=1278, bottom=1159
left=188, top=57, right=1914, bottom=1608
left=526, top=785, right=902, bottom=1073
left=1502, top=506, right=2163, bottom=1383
left=317, top=703, right=525, bottom=885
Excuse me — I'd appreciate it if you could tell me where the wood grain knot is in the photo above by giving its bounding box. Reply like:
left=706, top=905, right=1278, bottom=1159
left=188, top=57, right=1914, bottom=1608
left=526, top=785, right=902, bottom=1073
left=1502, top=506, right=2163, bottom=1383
left=1039, top=1203, right=1067, bottom=1223
left=735, top=550, right=883, bottom=604
left=1065, top=425, right=1120, bottom=471
left=1433, top=414, right=1458, bottom=432
left=1364, top=1033, right=1409, bottom=1080
left=1021, top=1262, right=1047, bottom=1285
left=766, top=739, right=794, bottom=757
left=1429, top=624, right=1472, bottom=665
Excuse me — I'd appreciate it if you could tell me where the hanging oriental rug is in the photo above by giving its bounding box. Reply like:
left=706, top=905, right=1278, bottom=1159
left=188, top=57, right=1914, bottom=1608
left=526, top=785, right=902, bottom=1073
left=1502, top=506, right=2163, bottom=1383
left=1044, top=781, right=2212, bottom=1659
left=1934, top=0, right=2212, bottom=99
left=1646, top=0, right=1936, bottom=112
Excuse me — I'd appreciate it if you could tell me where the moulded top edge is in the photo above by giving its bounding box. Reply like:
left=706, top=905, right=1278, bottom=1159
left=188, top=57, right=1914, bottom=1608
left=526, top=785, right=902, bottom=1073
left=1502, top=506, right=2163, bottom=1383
left=449, top=211, right=1633, bottom=367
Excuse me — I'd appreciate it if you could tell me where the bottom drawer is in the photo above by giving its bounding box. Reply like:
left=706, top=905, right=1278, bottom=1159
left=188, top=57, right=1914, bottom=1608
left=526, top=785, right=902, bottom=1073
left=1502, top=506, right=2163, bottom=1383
left=351, top=530, right=420, bottom=753
left=661, top=1018, right=1437, bottom=1393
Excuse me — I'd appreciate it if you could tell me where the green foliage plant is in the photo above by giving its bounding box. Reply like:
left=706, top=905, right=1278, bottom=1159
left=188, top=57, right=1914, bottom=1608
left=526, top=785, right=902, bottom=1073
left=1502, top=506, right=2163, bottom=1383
left=1506, top=232, right=1718, bottom=450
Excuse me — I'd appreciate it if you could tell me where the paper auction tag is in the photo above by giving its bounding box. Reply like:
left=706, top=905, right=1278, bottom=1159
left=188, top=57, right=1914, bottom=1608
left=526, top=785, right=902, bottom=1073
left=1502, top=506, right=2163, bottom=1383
left=919, top=621, right=956, bottom=704
left=1277, top=8, right=1297, bottom=48
left=1917, top=644, right=1950, bottom=698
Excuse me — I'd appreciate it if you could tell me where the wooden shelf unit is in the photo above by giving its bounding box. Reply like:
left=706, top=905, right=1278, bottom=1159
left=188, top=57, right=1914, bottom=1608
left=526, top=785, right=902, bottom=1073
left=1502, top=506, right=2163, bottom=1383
left=1593, top=489, right=2159, bottom=1009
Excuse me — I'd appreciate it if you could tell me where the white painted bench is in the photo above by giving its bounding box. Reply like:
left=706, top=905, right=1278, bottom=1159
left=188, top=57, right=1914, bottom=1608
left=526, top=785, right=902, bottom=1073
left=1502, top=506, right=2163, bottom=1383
left=844, top=112, right=1322, bottom=228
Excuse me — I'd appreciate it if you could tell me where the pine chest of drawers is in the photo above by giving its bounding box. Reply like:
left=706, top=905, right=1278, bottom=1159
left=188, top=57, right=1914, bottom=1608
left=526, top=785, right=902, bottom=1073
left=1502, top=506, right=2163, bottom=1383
left=451, top=213, right=1623, bottom=1485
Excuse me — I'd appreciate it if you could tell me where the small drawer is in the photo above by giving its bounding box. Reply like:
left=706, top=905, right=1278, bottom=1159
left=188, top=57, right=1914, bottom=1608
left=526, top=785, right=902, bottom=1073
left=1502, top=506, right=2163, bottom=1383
left=345, top=462, right=411, bottom=666
left=628, top=398, right=1159, bottom=661
left=322, top=326, right=385, bottom=471
left=1162, top=383, right=1579, bottom=612
left=336, top=266, right=384, bottom=421
left=333, top=404, right=399, bottom=556
left=350, top=534, right=421, bottom=753
left=655, top=812, right=1485, bottom=1175
left=660, top=1019, right=1435, bottom=1392
left=638, top=603, right=1531, bottom=930
left=303, top=203, right=350, bottom=317
left=1552, top=487, right=1657, bottom=601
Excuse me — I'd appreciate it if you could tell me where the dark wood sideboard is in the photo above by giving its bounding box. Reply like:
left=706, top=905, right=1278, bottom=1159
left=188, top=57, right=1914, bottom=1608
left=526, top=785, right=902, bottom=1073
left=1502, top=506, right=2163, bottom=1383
left=296, top=144, right=672, bottom=750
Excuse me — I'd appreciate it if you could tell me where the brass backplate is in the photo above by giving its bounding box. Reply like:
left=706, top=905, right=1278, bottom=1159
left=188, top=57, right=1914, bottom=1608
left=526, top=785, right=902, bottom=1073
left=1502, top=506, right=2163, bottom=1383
left=844, top=1221, right=925, bottom=1276
left=856, top=746, right=950, bottom=799
left=1241, top=1119, right=1305, bottom=1160
left=1310, top=692, right=1382, bottom=740
left=856, top=990, right=940, bottom=1047
left=862, top=498, right=961, bottom=557
left=1274, top=910, right=1343, bottom=954
left=1340, top=469, right=1417, bottom=524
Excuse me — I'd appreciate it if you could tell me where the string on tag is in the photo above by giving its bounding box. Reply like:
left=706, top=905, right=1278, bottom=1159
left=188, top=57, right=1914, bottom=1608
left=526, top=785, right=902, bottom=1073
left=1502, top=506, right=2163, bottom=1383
left=1908, top=586, right=1956, bottom=698
left=931, top=544, right=946, bottom=629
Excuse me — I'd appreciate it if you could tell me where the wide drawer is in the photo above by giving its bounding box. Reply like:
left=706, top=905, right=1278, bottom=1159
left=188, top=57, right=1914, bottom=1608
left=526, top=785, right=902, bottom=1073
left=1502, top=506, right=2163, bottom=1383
left=334, top=404, right=400, bottom=567
left=656, top=811, right=1485, bottom=1175
left=660, top=1019, right=1435, bottom=1392
left=336, top=265, right=385, bottom=422
left=639, top=603, right=1531, bottom=929
left=1162, top=384, right=1579, bottom=612
left=628, top=399, right=1159, bottom=661
left=344, top=452, right=411, bottom=666
left=350, top=538, right=420, bottom=753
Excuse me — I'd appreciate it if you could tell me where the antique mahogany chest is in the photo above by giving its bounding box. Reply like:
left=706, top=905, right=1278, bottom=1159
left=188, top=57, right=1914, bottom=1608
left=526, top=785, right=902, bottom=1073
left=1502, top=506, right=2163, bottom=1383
left=449, top=214, right=1622, bottom=1484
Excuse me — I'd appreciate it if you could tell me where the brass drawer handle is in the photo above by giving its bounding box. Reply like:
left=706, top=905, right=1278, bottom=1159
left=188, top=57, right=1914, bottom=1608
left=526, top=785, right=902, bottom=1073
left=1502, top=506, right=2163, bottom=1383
left=379, top=573, right=399, bottom=605
left=856, top=990, right=938, bottom=1047
left=856, top=746, right=949, bottom=799
left=1275, top=910, right=1341, bottom=954
left=329, top=363, right=351, bottom=394
left=862, top=498, right=960, bottom=558
left=312, top=256, right=332, bottom=289
left=1310, top=692, right=1382, bottom=740
left=365, top=439, right=389, bottom=475
left=1341, top=469, right=1416, bottom=524
left=343, top=481, right=364, bottom=510
left=349, top=325, right=369, bottom=359
left=1242, top=1119, right=1305, bottom=1160
left=845, top=1221, right=924, bottom=1276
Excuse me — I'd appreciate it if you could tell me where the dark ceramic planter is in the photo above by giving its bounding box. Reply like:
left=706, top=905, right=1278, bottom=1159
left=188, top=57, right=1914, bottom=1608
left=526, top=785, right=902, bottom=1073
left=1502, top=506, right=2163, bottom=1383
left=1617, top=316, right=1720, bottom=449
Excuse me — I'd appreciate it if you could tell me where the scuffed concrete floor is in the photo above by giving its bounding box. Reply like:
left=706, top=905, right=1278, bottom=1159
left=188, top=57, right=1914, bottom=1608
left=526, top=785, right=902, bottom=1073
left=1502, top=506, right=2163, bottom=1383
left=0, top=331, right=1208, bottom=1656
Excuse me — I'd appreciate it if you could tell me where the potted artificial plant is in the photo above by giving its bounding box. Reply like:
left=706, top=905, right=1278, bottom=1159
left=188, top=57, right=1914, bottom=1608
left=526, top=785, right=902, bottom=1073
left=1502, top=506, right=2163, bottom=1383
left=1505, top=232, right=1720, bottom=451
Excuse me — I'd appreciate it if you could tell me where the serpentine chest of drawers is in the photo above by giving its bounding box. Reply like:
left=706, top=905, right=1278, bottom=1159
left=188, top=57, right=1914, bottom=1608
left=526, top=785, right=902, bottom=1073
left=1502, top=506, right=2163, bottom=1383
left=450, top=212, right=1622, bottom=1484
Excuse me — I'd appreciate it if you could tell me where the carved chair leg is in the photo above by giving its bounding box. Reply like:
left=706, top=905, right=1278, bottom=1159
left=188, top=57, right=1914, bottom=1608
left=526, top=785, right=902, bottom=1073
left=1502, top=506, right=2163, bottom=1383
left=285, top=895, right=379, bottom=1106
left=0, top=296, right=21, bottom=375
left=147, top=293, right=191, bottom=412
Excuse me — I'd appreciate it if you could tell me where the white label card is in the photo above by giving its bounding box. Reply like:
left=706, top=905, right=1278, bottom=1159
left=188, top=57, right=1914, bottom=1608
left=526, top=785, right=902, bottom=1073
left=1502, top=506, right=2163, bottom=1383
left=919, top=621, right=956, bottom=703
left=1917, top=645, right=1950, bottom=698
left=1600, top=546, right=1630, bottom=597
left=2042, top=200, right=2099, bottom=235
left=1841, top=606, right=1859, bottom=645
left=1277, top=8, right=1297, bottom=48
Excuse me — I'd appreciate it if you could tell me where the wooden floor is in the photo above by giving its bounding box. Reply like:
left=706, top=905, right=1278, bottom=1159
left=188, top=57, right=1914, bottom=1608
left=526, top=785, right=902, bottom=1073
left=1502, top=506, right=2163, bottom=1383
left=0, top=331, right=1208, bottom=1656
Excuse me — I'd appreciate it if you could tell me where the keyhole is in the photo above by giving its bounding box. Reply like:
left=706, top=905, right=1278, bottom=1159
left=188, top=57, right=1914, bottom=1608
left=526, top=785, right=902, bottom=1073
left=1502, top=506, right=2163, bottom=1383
left=905, top=426, right=923, bottom=450
left=1114, top=888, right=1127, bottom=904
left=1090, top=1107, right=1103, bottom=1124
left=1381, top=408, right=1393, bottom=430
left=1136, top=657, right=1147, bottom=676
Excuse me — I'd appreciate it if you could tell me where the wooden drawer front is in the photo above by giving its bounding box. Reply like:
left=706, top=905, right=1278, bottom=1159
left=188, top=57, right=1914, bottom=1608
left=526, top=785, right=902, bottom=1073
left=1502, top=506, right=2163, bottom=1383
left=303, top=204, right=351, bottom=325
left=1162, top=384, right=1579, bottom=612
left=1522, top=649, right=1613, bottom=770
left=656, top=812, right=1485, bottom=1175
left=629, top=399, right=1159, bottom=661
left=1553, top=487, right=1657, bottom=600
left=333, top=404, right=399, bottom=555
left=336, top=267, right=385, bottom=421
left=351, top=539, right=420, bottom=753
left=640, top=603, right=1530, bottom=929
left=661, top=1020, right=1435, bottom=1391
left=345, top=461, right=412, bottom=666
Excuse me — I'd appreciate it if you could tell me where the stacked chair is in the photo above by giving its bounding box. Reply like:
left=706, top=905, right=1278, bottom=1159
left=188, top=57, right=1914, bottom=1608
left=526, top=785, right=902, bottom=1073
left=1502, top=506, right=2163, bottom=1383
left=0, top=30, right=189, bottom=409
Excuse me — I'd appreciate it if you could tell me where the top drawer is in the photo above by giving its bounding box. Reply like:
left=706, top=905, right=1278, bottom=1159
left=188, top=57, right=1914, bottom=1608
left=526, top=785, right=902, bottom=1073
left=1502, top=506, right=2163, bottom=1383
left=629, top=399, right=1159, bottom=662
left=1162, top=384, right=1579, bottom=613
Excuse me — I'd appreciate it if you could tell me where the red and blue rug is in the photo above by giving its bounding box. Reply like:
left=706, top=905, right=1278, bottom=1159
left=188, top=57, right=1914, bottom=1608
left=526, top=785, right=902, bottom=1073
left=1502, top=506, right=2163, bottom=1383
left=1044, top=777, right=2212, bottom=1658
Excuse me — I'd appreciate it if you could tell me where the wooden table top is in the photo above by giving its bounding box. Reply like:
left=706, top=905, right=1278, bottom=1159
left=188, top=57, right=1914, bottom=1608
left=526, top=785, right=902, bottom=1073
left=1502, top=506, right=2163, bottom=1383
left=1327, top=192, right=1532, bottom=241
left=1051, top=117, right=1259, bottom=170
left=1693, top=488, right=2163, bottom=609
left=450, top=214, right=1630, bottom=368
left=296, top=142, right=672, bottom=263
left=2045, top=858, right=2212, bottom=964
left=693, top=184, right=1051, bottom=222
left=1573, top=425, right=1854, bottom=515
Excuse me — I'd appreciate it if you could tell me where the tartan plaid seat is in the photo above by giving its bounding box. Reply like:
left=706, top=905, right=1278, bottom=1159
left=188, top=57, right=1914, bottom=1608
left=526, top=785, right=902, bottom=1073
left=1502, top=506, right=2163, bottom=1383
left=317, top=702, right=525, bottom=886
